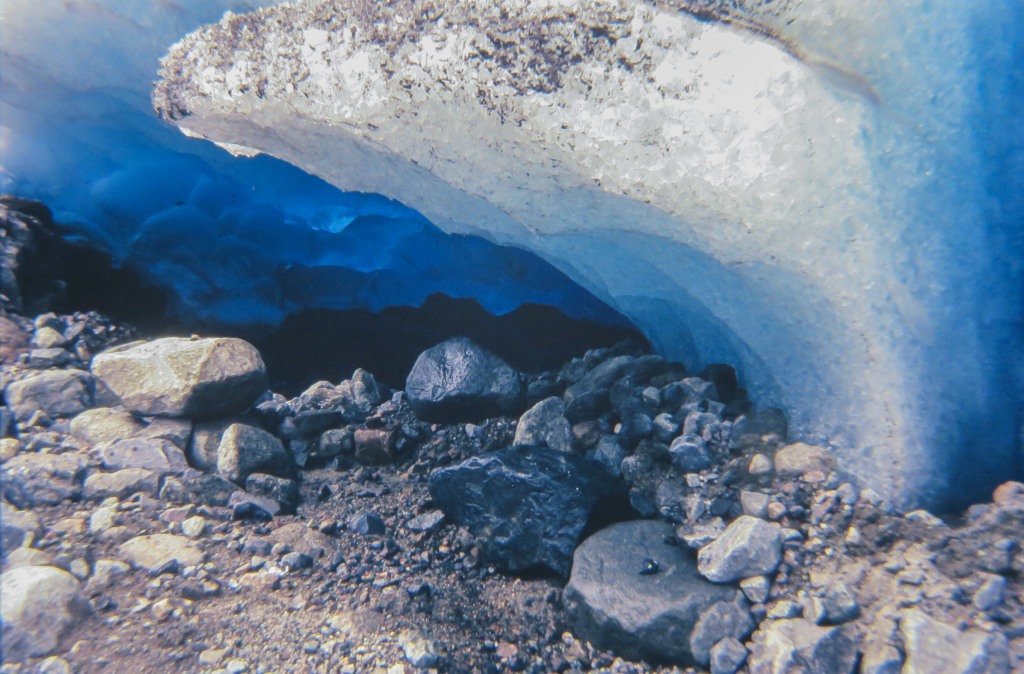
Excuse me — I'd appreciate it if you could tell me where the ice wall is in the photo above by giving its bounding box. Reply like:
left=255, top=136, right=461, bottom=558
left=0, top=0, right=625, bottom=329
left=152, top=0, right=1024, bottom=508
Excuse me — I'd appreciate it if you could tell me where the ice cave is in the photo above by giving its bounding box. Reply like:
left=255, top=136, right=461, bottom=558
left=2, top=0, right=1023, bottom=510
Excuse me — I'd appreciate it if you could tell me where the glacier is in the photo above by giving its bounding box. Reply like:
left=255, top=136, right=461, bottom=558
left=0, top=0, right=627, bottom=330
left=2, top=0, right=1023, bottom=508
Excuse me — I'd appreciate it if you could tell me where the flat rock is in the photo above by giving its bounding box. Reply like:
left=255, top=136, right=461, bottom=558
left=83, top=468, right=160, bottom=500
left=429, top=445, right=610, bottom=576
left=1, top=565, right=88, bottom=660
left=900, top=608, right=1010, bottom=674
left=563, top=519, right=737, bottom=665
left=1, top=503, right=42, bottom=554
left=216, top=422, right=292, bottom=484
left=4, top=369, right=95, bottom=422
left=513, top=396, right=572, bottom=453
left=405, top=337, right=522, bottom=422
left=1, top=452, right=89, bottom=507
left=698, top=515, right=783, bottom=583
left=118, top=534, right=204, bottom=574
left=773, top=442, right=832, bottom=478
left=748, top=618, right=858, bottom=674
left=91, top=337, right=267, bottom=419
left=94, top=437, right=188, bottom=473
left=71, top=407, right=191, bottom=449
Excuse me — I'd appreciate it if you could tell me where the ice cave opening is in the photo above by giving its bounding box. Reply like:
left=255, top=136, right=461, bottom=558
left=2, top=0, right=1023, bottom=511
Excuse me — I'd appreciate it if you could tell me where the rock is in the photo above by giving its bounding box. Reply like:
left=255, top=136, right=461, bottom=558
left=861, top=645, right=904, bottom=674
left=740, top=491, right=770, bottom=519
left=94, top=437, right=188, bottom=473
left=0, top=437, right=21, bottom=462
left=730, top=409, right=788, bottom=448
left=710, top=638, right=748, bottom=674
left=348, top=511, right=386, bottom=536
left=317, top=427, right=354, bottom=462
left=563, top=520, right=737, bottom=665
left=740, top=575, right=772, bottom=604
left=773, top=442, right=832, bottom=478
left=398, top=629, right=439, bottom=668
left=1, top=452, right=88, bottom=507
left=690, top=595, right=756, bottom=667
left=1, top=503, right=41, bottom=554
left=83, top=468, right=160, bottom=500
left=118, top=534, right=204, bottom=575
left=216, top=422, right=292, bottom=484
left=748, top=454, right=773, bottom=475
left=972, top=573, right=1007, bottom=611
left=229, top=491, right=281, bottom=519
left=188, top=417, right=243, bottom=471
left=748, top=618, right=858, bottom=674
left=4, top=369, right=95, bottom=422
left=405, top=337, right=522, bottom=421
left=407, top=510, right=445, bottom=534
left=90, top=337, right=267, bottom=419
left=159, top=470, right=240, bottom=507
left=591, top=434, right=626, bottom=477
left=513, top=396, right=572, bottom=453
left=37, top=656, right=74, bottom=674
left=181, top=516, right=206, bottom=539
left=1, top=566, right=88, bottom=659
left=281, top=551, right=313, bottom=571
left=899, top=608, right=1010, bottom=674
left=678, top=518, right=727, bottom=550
left=353, top=427, right=396, bottom=465
left=32, top=325, right=66, bottom=349
left=429, top=445, right=611, bottom=576
left=700, top=364, right=738, bottom=403
left=71, top=407, right=191, bottom=449
left=268, top=522, right=338, bottom=559
left=335, top=368, right=381, bottom=420
left=669, top=434, right=712, bottom=472
left=4, top=547, right=56, bottom=569
left=810, top=582, right=860, bottom=625
left=244, top=473, right=299, bottom=514
left=698, top=515, right=783, bottom=583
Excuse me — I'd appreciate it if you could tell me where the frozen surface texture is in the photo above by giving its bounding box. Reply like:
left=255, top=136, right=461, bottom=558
left=0, top=0, right=625, bottom=329
left=151, top=0, right=1024, bottom=508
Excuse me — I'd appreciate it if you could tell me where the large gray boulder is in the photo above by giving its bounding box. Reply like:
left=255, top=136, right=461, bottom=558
left=1, top=566, right=89, bottom=660
left=563, top=520, right=737, bottom=665
left=91, top=337, right=267, bottom=419
left=428, top=445, right=610, bottom=576
left=4, top=369, right=96, bottom=422
left=513, top=396, right=572, bottom=452
left=899, top=609, right=1010, bottom=674
left=698, top=515, right=783, bottom=583
left=405, top=337, right=522, bottom=421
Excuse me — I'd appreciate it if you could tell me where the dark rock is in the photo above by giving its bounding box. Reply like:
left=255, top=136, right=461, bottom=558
left=690, top=595, right=756, bottom=667
left=429, top=445, right=613, bottom=576
left=591, top=435, right=626, bottom=478
left=563, top=389, right=610, bottom=423
left=245, top=473, right=299, bottom=514
left=91, top=337, right=267, bottom=419
left=407, top=510, right=446, bottom=534
left=563, top=520, right=737, bottom=665
left=669, top=434, right=713, bottom=472
left=292, top=408, right=344, bottom=436
left=349, top=511, right=387, bottom=536
left=4, top=369, right=96, bottom=422
left=231, top=498, right=275, bottom=521
left=281, top=552, right=314, bottom=571
left=405, top=337, right=522, bottom=421
left=353, top=427, right=397, bottom=465
left=159, top=470, right=239, bottom=507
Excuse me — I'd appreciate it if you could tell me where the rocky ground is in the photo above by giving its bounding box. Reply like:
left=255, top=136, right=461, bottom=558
left=1, top=305, right=1022, bottom=674
left=2, top=198, right=1023, bottom=674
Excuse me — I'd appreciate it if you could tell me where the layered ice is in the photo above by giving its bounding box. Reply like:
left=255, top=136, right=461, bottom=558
left=150, top=0, right=1024, bottom=508
left=0, top=0, right=626, bottom=329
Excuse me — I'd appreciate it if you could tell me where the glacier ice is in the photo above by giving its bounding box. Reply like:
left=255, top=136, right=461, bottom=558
left=150, top=0, right=1024, bottom=508
left=0, top=0, right=626, bottom=331
left=1, top=0, right=1021, bottom=508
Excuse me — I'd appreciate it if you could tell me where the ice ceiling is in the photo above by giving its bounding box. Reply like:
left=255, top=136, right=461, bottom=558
left=3, top=0, right=1023, bottom=508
